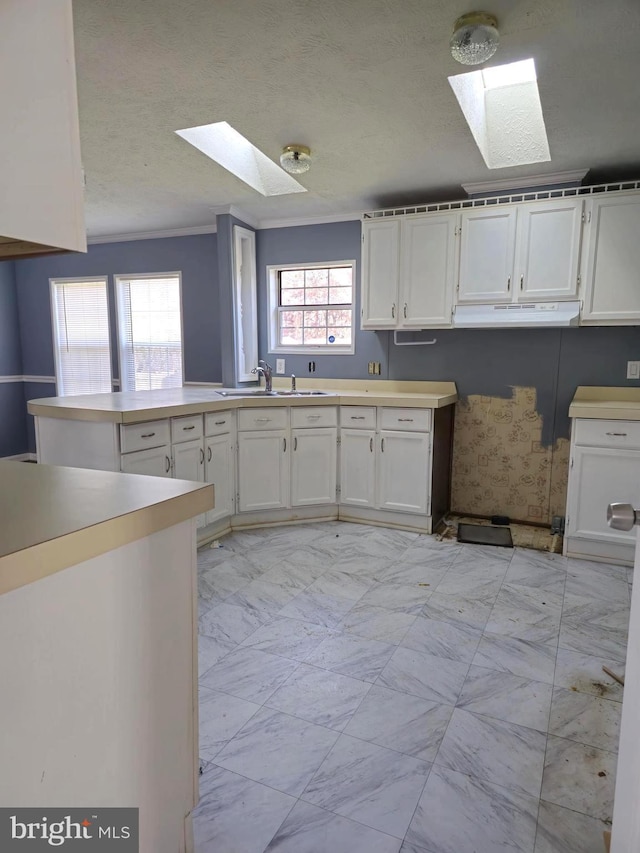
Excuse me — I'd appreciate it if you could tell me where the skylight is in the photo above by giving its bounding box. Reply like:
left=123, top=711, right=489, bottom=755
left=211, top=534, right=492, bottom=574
left=448, top=59, right=550, bottom=170
left=175, top=122, right=307, bottom=196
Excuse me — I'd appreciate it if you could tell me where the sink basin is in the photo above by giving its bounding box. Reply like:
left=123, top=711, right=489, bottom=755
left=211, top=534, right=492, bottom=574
left=216, top=389, right=331, bottom=398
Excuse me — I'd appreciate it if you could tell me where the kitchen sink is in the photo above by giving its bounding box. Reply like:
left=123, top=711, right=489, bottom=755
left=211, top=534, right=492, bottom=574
left=216, top=389, right=331, bottom=397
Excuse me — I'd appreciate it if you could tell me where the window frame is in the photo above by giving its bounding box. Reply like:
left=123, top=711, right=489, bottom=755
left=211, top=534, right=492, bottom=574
left=114, top=271, right=185, bottom=393
left=266, top=260, right=357, bottom=355
left=49, top=276, right=114, bottom=397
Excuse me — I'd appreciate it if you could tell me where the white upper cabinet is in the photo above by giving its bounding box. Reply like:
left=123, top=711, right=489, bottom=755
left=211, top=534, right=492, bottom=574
left=458, top=207, right=517, bottom=303
left=515, top=200, right=583, bottom=300
left=361, top=214, right=456, bottom=330
left=458, top=200, right=583, bottom=304
left=361, top=219, right=400, bottom=328
left=400, top=214, right=457, bottom=328
left=0, top=0, right=86, bottom=259
left=581, top=194, right=640, bottom=324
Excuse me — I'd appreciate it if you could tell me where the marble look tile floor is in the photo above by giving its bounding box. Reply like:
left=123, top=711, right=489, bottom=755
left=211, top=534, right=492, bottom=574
left=194, top=522, right=629, bottom=852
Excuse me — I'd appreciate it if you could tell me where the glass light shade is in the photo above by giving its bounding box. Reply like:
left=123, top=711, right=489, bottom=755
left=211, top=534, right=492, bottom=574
left=280, top=145, right=311, bottom=175
left=450, top=12, right=499, bottom=66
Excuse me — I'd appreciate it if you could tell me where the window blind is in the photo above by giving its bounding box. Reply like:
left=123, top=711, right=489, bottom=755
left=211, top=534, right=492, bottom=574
left=116, top=275, right=184, bottom=392
left=50, top=278, right=112, bottom=396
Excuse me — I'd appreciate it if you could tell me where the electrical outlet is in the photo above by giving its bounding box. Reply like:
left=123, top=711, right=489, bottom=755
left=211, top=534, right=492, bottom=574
left=627, top=361, right=640, bottom=380
left=368, top=361, right=381, bottom=375
left=308, top=361, right=316, bottom=373
left=276, top=358, right=285, bottom=374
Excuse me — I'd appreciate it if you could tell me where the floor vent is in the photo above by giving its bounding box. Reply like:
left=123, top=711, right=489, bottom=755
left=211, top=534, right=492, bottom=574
left=457, top=522, right=513, bottom=548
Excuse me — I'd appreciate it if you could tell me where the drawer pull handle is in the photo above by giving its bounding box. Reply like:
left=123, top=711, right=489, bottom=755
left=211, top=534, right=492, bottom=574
left=200, top=447, right=205, bottom=464
left=294, top=436, right=298, bottom=451
left=207, top=446, right=212, bottom=462
left=256, top=418, right=271, bottom=423
left=283, top=437, right=287, bottom=452
left=307, top=415, right=321, bottom=420
left=381, top=437, right=385, bottom=452
left=606, top=432, right=628, bottom=437
left=183, top=425, right=196, bottom=431
left=141, top=432, right=156, bottom=438
left=350, top=416, right=365, bottom=420
left=215, top=420, right=226, bottom=426
left=370, top=437, right=373, bottom=452
left=165, top=455, right=171, bottom=473
left=398, top=418, right=414, bottom=422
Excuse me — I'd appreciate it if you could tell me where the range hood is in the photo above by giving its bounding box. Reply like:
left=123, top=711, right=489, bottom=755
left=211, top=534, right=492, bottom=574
left=454, top=301, right=580, bottom=329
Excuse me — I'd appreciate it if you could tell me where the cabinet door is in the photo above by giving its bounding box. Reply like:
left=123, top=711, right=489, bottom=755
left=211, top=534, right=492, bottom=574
left=120, top=446, right=172, bottom=478
left=458, top=207, right=517, bottom=303
left=172, top=437, right=205, bottom=483
left=291, top=428, right=337, bottom=506
left=582, top=194, right=640, bottom=323
left=566, top=446, right=640, bottom=546
left=361, top=219, right=400, bottom=328
left=515, top=200, right=583, bottom=301
left=237, top=430, right=289, bottom=512
left=377, top=430, right=430, bottom=515
left=205, top=433, right=235, bottom=524
left=339, top=429, right=376, bottom=507
left=400, top=214, right=457, bottom=328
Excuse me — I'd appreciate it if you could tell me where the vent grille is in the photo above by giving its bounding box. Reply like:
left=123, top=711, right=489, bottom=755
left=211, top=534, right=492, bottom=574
left=363, top=180, right=640, bottom=220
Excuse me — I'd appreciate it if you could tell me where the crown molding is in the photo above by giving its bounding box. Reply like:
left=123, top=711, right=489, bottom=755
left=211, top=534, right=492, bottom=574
left=87, top=223, right=217, bottom=245
left=257, top=211, right=362, bottom=230
left=461, top=169, right=589, bottom=195
left=208, top=205, right=260, bottom=230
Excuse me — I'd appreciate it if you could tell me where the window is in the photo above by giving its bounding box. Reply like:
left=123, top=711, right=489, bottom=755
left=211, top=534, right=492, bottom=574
left=115, top=273, right=184, bottom=392
left=50, top=277, right=112, bottom=396
left=267, top=262, right=355, bottom=354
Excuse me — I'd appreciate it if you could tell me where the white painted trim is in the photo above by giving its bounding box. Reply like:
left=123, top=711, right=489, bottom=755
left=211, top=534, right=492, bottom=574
left=461, top=170, right=589, bottom=195
left=87, top=224, right=217, bottom=245
left=2, top=453, right=37, bottom=462
left=23, top=375, right=56, bottom=384
left=0, top=375, right=56, bottom=384
left=258, top=211, right=362, bottom=230
left=209, top=205, right=260, bottom=231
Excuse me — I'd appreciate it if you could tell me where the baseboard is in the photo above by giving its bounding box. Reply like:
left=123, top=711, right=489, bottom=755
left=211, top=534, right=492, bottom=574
left=2, top=452, right=37, bottom=462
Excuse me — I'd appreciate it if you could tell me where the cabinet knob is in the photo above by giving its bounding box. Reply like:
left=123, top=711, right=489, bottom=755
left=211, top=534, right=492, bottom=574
left=165, top=455, right=171, bottom=473
left=520, top=275, right=524, bottom=291
left=200, top=447, right=205, bottom=464
left=294, top=436, right=298, bottom=451
left=369, top=437, right=373, bottom=452
left=607, top=502, right=640, bottom=531
left=283, top=437, right=287, bottom=452
left=403, top=303, right=407, bottom=318
left=507, top=276, right=511, bottom=291
left=391, top=303, right=396, bottom=319
left=207, top=446, right=212, bottom=462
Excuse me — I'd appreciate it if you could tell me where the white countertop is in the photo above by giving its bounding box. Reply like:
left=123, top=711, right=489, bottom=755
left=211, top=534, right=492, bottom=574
left=569, top=386, right=640, bottom=420
left=27, top=380, right=458, bottom=424
left=0, top=461, right=213, bottom=595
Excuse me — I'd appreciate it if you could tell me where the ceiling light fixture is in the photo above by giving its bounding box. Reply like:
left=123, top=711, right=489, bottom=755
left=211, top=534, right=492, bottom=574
left=450, top=12, right=499, bottom=66
left=280, top=145, right=312, bottom=175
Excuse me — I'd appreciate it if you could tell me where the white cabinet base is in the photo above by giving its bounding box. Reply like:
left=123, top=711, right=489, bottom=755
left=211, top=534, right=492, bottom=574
left=564, top=536, right=635, bottom=568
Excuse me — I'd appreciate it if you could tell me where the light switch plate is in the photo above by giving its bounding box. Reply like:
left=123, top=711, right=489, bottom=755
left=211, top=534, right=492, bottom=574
left=627, top=361, right=640, bottom=380
left=276, top=358, right=285, bottom=374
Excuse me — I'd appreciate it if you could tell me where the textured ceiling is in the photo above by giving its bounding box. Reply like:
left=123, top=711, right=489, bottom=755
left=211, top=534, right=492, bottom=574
left=73, top=0, right=640, bottom=237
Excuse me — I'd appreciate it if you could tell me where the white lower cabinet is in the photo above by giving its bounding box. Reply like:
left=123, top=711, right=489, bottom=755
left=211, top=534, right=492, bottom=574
left=121, top=445, right=172, bottom=478
left=289, top=427, right=337, bottom=507
left=172, top=436, right=206, bottom=528
left=377, top=430, right=430, bottom=514
left=237, top=430, right=289, bottom=512
left=565, top=418, right=640, bottom=564
left=205, top=433, right=235, bottom=524
left=339, top=428, right=376, bottom=507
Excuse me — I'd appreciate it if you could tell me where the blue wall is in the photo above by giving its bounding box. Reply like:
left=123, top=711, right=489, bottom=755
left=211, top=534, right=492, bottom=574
left=258, top=221, right=387, bottom=379
left=0, top=261, right=27, bottom=455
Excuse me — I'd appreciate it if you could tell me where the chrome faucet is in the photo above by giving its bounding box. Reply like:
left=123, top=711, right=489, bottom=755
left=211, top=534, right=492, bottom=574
left=251, top=359, right=273, bottom=392
left=291, top=374, right=296, bottom=393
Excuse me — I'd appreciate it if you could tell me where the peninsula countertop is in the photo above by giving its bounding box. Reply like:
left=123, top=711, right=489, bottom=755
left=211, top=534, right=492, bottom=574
left=27, top=380, right=458, bottom=424
left=569, top=386, right=640, bottom=420
left=0, top=461, right=213, bottom=595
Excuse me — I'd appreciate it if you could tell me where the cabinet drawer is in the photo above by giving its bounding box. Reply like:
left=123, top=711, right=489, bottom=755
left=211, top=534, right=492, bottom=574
left=171, top=414, right=204, bottom=444
left=340, top=406, right=376, bottom=429
left=291, top=406, right=337, bottom=428
left=573, top=419, right=640, bottom=450
left=238, top=407, right=288, bottom=431
left=205, top=410, right=236, bottom=436
left=120, top=419, right=170, bottom=453
left=379, top=407, right=431, bottom=432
